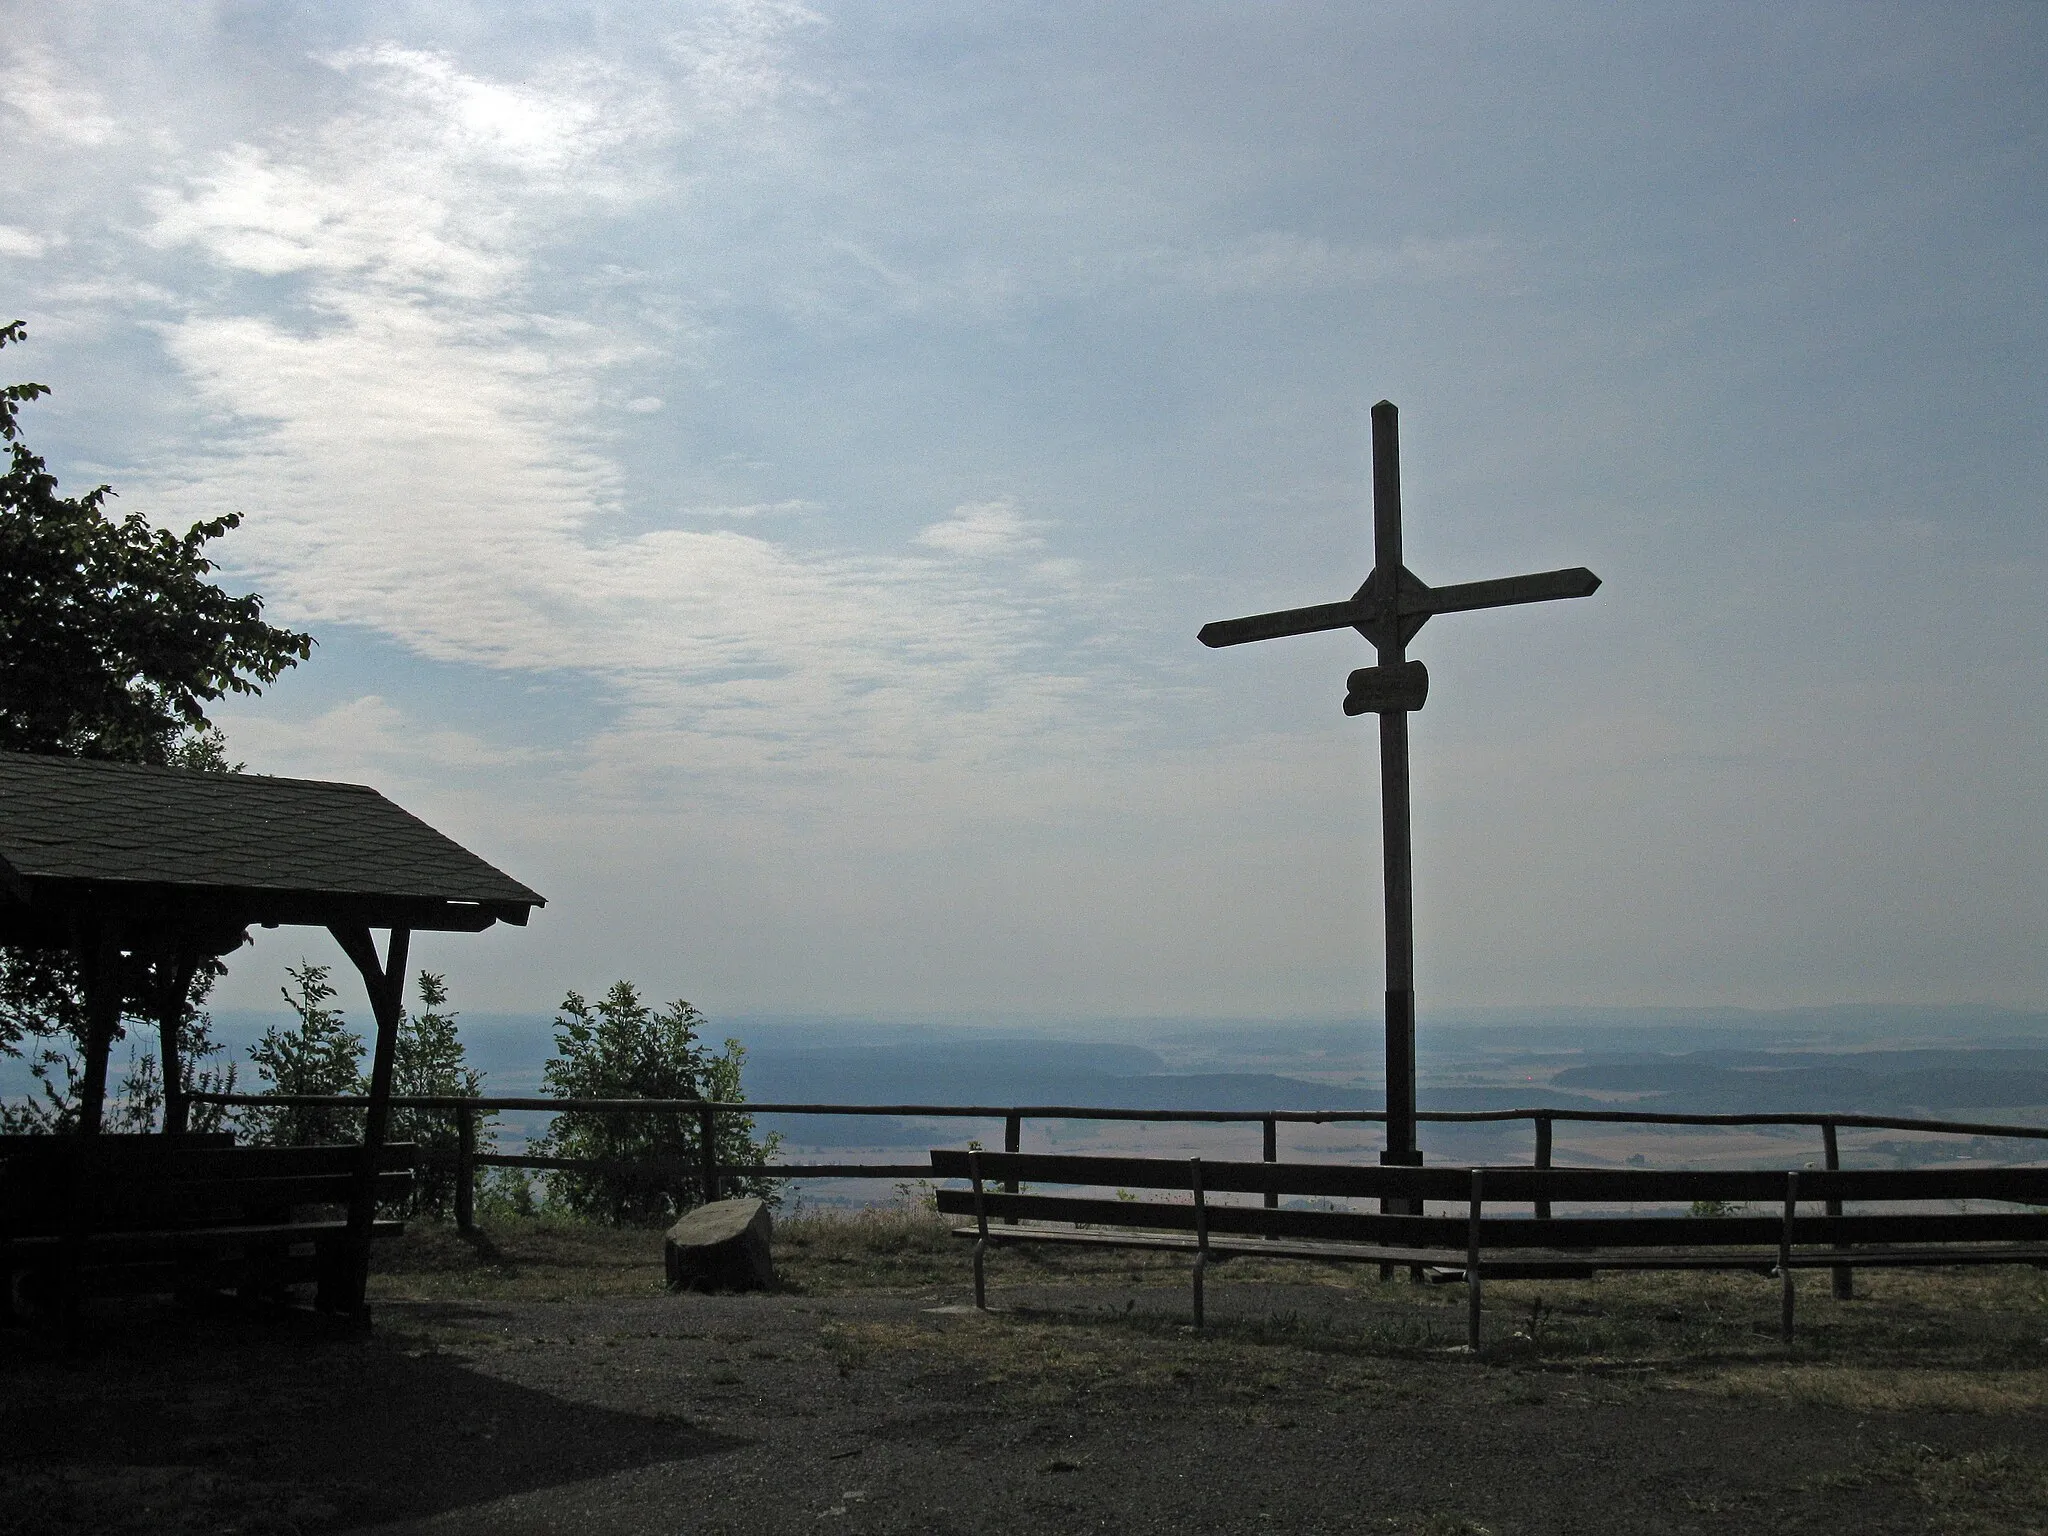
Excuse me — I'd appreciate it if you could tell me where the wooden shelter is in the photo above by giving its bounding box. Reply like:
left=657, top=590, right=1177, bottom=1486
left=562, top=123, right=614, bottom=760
left=0, top=751, right=542, bottom=1307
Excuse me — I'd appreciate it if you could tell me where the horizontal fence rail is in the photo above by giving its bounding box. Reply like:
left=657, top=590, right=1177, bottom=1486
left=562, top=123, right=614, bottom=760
left=185, top=1093, right=2048, bottom=1137
left=185, top=1090, right=2048, bottom=1238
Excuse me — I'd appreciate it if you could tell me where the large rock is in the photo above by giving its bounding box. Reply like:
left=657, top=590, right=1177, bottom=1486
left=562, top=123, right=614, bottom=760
left=664, top=1197, right=774, bottom=1292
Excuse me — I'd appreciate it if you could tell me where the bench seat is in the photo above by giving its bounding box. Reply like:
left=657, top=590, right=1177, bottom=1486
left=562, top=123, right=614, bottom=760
left=2, top=1138, right=416, bottom=1329
left=957, top=1220, right=2048, bottom=1278
left=931, top=1148, right=2048, bottom=1347
left=8, top=1216, right=408, bottom=1262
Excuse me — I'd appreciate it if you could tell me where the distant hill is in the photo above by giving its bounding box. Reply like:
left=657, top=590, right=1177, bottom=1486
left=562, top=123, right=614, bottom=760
left=59, top=1004, right=2034, bottom=1153
left=1550, top=1050, right=2048, bottom=1114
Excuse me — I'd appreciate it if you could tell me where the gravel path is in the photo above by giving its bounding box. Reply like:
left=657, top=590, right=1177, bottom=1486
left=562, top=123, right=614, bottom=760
left=3, top=1281, right=2044, bottom=1534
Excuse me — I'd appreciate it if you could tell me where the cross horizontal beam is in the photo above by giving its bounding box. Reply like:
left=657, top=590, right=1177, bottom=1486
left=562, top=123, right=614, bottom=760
left=1197, top=566, right=1601, bottom=649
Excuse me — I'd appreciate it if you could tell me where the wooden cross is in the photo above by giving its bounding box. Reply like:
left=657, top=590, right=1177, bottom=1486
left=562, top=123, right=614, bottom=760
left=1200, top=401, right=1599, bottom=1168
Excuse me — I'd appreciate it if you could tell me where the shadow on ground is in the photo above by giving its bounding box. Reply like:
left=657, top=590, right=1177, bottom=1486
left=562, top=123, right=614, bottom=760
left=0, top=1297, right=741, bottom=1535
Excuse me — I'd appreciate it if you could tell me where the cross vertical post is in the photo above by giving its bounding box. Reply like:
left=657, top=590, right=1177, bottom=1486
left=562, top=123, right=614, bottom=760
left=1198, top=399, right=1599, bottom=1188
left=1371, top=402, right=1420, bottom=1167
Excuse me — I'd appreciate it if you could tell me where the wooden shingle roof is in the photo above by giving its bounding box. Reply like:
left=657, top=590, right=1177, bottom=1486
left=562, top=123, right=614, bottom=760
left=0, top=752, right=543, bottom=951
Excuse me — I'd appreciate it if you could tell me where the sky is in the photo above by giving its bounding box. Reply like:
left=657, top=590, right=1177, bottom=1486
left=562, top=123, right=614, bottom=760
left=3, top=2, right=2044, bottom=1026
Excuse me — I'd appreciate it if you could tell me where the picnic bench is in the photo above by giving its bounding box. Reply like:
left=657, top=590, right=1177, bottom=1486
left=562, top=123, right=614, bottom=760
left=930, top=1149, right=2048, bottom=1347
left=2, top=1135, right=416, bottom=1330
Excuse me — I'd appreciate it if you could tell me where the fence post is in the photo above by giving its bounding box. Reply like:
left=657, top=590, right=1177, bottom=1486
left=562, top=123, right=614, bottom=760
left=1534, top=1115, right=1553, bottom=1221
left=1780, top=1170, right=1798, bottom=1344
left=1822, top=1120, right=1853, bottom=1300
left=1003, top=1111, right=1021, bottom=1227
left=698, top=1104, right=720, bottom=1206
left=1467, top=1167, right=1484, bottom=1353
left=455, top=1104, right=476, bottom=1233
left=969, top=1149, right=988, bottom=1310
left=1263, top=1116, right=1278, bottom=1210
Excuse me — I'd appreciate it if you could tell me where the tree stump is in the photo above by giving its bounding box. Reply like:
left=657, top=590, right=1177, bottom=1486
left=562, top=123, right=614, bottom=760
left=664, top=1198, right=774, bottom=1292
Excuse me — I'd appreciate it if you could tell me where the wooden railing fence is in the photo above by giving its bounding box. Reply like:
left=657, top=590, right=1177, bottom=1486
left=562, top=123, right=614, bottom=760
left=189, top=1092, right=2048, bottom=1279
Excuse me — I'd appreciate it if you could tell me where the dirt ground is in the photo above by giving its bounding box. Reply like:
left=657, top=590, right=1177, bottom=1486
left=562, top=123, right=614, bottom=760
left=4, top=1214, right=2047, bottom=1535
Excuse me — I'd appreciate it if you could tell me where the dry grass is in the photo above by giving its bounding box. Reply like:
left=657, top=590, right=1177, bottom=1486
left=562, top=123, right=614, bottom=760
left=367, top=1216, right=667, bottom=1302
left=369, top=1206, right=2048, bottom=1415
left=369, top=1203, right=1186, bottom=1302
left=1818, top=1443, right=2048, bottom=1536
left=1696, top=1364, right=2048, bottom=1415
left=774, top=1203, right=966, bottom=1292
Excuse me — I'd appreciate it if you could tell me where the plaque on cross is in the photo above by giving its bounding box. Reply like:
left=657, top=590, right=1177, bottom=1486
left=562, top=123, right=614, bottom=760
left=1200, top=400, right=1599, bottom=1169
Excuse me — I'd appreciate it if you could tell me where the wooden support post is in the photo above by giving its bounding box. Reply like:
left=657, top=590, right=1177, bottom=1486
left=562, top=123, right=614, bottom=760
left=1780, top=1171, right=1798, bottom=1344
left=1467, top=1167, right=1484, bottom=1353
left=1262, top=1116, right=1278, bottom=1211
left=153, top=952, right=200, bottom=1136
left=1533, top=1115, right=1554, bottom=1221
left=969, top=1150, right=989, bottom=1310
left=1823, top=1121, right=1853, bottom=1300
left=1003, top=1111, right=1021, bottom=1226
left=1371, top=403, right=1419, bottom=1170
left=72, top=922, right=124, bottom=1136
left=1190, top=1157, right=1208, bottom=1331
left=455, top=1104, right=477, bottom=1233
left=1372, top=405, right=1426, bottom=1289
left=698, top=1103, right=720, bottom=1206
left=330, top=924, right=411, bottom=1318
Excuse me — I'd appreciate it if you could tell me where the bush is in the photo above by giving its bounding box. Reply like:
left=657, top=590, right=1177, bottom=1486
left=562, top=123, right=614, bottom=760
left=534, top=981, right=780, bottom=1225
left=0, top=961, right=238, bottom=1135
left=475, top=1165, right=539, bottom=1219
left=242, top=961, right=365, bottom=1146
left=390, top=971, right=494, bottom=1218
left=243, top=965, right=496, bottom=1213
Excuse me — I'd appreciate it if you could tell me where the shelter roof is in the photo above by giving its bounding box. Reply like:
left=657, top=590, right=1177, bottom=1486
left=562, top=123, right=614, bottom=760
left=0, top=752, right=543, bottom=952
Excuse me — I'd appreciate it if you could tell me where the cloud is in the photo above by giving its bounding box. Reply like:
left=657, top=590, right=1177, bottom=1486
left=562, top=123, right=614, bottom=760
left=2, top=44, right=119, bottom=147
left=0, top=226, right=49, bottom=259
left=660, top=0, right=826, bottom=120
left=674, top=499, right=817, bottom=519
left=224, top=695, right=546, bottom=784
left=132, top=40, right=1115, bottom=808
left=915, top=500, right=1047, bottom=559
left=143, top=45, right=663, bottom=296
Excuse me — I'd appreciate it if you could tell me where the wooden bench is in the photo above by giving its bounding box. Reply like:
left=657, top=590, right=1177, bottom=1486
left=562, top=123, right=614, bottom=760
left=2, top=1136, right=415, bottom=1327
left=930, top=1150, right=2048, bottom=1346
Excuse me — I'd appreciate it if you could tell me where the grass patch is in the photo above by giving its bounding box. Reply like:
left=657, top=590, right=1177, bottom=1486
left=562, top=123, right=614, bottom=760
left=368, top=1216, right=666, bottom=1302
left=1820, top=1443, right=2048, bottom=1535
left=774, top=1205, right=962, bottom=1293
left=1694, top=1364, right=2048, bottom=1415
left=369, top=1210, right=2048, bottom=1412
left=367, top=1204, right=975, bottom=1302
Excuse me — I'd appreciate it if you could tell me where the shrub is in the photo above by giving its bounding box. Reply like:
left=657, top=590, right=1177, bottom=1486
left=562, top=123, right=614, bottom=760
left=390, top=971, right=494, bottom=1218
left=0, top=964, right=238, bottom=1135
left=534, top=981, right=780, bottom=1225
left=475, top=1165, right=539, bottom=1219
left=242, top=961, right=364, bottom=1146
